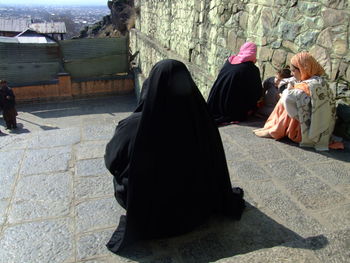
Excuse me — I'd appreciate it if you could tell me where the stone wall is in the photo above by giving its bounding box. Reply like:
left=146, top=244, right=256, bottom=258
left=130, top=0, right=350, bottom=101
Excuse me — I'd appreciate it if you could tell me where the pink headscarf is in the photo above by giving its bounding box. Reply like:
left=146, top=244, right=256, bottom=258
left=229, top=42, right=257, bottom=64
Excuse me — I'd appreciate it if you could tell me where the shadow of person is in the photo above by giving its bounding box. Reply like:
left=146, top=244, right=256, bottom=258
left=114, top=203, right=328, bottom=263
left=7, top=123, right=30, bottom=134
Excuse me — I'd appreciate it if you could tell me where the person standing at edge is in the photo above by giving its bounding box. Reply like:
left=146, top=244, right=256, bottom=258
left=0, top=80, right=17, bottom=130
left=207, top=42, right=262, bottom=126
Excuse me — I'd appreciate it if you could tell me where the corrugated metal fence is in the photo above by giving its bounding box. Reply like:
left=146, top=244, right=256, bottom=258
left=0, top=37, right=129, bottom=85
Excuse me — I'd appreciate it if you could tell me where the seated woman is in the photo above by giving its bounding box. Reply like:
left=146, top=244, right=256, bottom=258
left=255, top=68, right=292, bottom=118
left=104, top=59, right=245, bottom=253
left=254, top=52, right=336, bottom=151
left=207, top=42, right=262, bottom=125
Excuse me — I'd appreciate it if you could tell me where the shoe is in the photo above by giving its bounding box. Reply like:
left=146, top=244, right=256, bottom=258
left=232, top=187, right=244, bottom=199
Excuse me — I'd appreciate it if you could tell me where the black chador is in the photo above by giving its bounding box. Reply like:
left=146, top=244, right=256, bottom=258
left=105, top=59, right=245, bottom=253
left=207, top=60, right=262, bottom=125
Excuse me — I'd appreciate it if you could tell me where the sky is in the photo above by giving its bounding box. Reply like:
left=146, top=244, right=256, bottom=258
left=0, top=0, right=107, bottom=6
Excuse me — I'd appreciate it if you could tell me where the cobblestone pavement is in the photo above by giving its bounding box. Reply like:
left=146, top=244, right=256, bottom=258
left=0, top=95, right=349, bottom=263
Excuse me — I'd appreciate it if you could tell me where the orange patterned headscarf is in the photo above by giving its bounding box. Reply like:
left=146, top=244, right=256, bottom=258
left=290, top=52, right=325, bottom=81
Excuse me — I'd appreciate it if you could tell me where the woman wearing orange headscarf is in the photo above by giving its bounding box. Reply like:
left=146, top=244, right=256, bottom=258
left=254, top=52, right=336, bottom=151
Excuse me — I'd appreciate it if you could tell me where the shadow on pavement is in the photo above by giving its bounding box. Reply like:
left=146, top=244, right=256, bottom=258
left=115, top=203, right=328, bottom=263
left=17, top=94, right=137, bottom=119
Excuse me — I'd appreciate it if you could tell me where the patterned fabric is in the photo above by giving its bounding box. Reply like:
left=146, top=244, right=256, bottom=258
left=291, top=76, right=336, bottom=151
left=228, top=42, right=257, bottom=64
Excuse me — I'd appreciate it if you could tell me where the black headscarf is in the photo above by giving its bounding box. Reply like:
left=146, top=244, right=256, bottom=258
left=207, top=60, right=262, bottom=124
left=105, top=59, right=245, bottom=253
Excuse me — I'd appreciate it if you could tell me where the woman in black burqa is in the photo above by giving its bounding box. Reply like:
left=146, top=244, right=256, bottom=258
left=207, top=42, right=262, bottom=125
left=104, top=59, right=245, bottom=253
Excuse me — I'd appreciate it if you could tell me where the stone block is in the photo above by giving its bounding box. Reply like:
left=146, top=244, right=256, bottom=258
left=334, top=39, right=348, bottom=56
left=265, top=159, right=312, bottom=182
left=82, top=125, right=116, bottom=141
left=0, top=134, right=29, bottom=150
left=258, top=46, right=273, bottom=61
left=75, top=141, right=107, bottom=160
left=77, top=229, right=115, bottom=260
left=75, top=158, right=109, bottom=177
left=228, top=160, right=270, bottom=181
left=298, top=2, right=322, bottom=17
left=8, top=172, right=72, bottom=223
left=313, top=229, right=350, bottom=262
left=307, top=161, right=350, bottom=188
left=322, top=9, right=349, bottom=27
left=20, top=147, right=71, bottom=176
left=278, top=21, right=302, bottom=41
left=285, top=177, right=346, bottom=210
left=0, top=200, right=8, bottom=225
left=241, top=180, right=325, bottom=237
left=282, top=40, right=299, bottom=53
left=0, top=149, right=24, bottom=199
left=28, top=127, right=80, bottom=149
left=296, top=31, right=319, bottom=49
left=76, top=197, right=123, bottom=233
left=317, top=204, right=350, bottom=232
left=75, top=176, right=114, bottom=201
left=0, top=218, right=74, bottom=263
left=272, top=49, right=287, bottom=68
left=317, top=28, right=333, bottom=49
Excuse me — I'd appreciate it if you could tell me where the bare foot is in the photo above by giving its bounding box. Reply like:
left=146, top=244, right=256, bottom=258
left=254, top=129, right=272, bottom=138
left=253, top=128, right=264, bottom=132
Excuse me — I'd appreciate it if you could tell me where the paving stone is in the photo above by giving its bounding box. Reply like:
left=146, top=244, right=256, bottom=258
left=0, top=200, right=8, bottom=225
left=313, top=229, right=350, bottom=263
left=76, top=158, right=110, bottom=177
left=317, top=204, right=350, bottom=232
left=220, top=136, right=250, bottom=161
left=0, top=218, right=74, bottom=263
left=278, top=144, right=331, bottom=163
left=178, top=232, right=230, bottom=263
left=82, top=125, right=116, bottom=141
left=228, top=160, right=270, bottom=181
left=286, top=177, right=346, bottom=210
left=0, top=134, right=29, bottom=150
left=75, top=176, right=114, bottom=200
left=221, top=126, right=267, bottom=147
left=28, top=127, right=81, bottom=148
left=8, top=173, right=72, bottom=223
left=247, top=143, right=287, bottom=162
left=308, top=161, right=350, bottom=187
left=0, top=149, right=25, bottom=199
left=215, top=244, right=320, bottom=263
left=241, top=180, right=325, bottom=236
left=20, top=146, right=71, bottom=176
left=265, top=159, right=312, bottom=182
left=75, top=141, right=108, bottom=160
left=76, top=197, right=123, bottom=233
left=76, top=229, right=115, bottom=260
left=214, top=208, right=305, bottom=257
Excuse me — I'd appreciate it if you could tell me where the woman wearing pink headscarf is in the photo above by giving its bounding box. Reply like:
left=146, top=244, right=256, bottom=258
left=207, top=42, right=262, bottom=125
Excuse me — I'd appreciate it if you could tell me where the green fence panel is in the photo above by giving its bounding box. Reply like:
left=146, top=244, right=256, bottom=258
left=60, top=37, right=128, bottom=78
left=0, top=62, right=61, bottom=84
left=0, top=43, right=60, bottom=63
left=64, top=54, right=128, bottom=79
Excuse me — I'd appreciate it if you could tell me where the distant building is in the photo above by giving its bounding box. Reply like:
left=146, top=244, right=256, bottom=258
left=0, top=18, right=66, bottom=40
left=29, top=22, right=66, bottom=40
left=15, top=29, right=57, bottom=44
left=0, top=18, right=31, bottom=37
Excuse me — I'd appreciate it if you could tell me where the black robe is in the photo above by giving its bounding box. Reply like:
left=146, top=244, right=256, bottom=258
left=207, top=60, right=262, bottom=124
left=104, top=59, right=245, bottom=253
left=0, top=86, right=17, bottom=128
